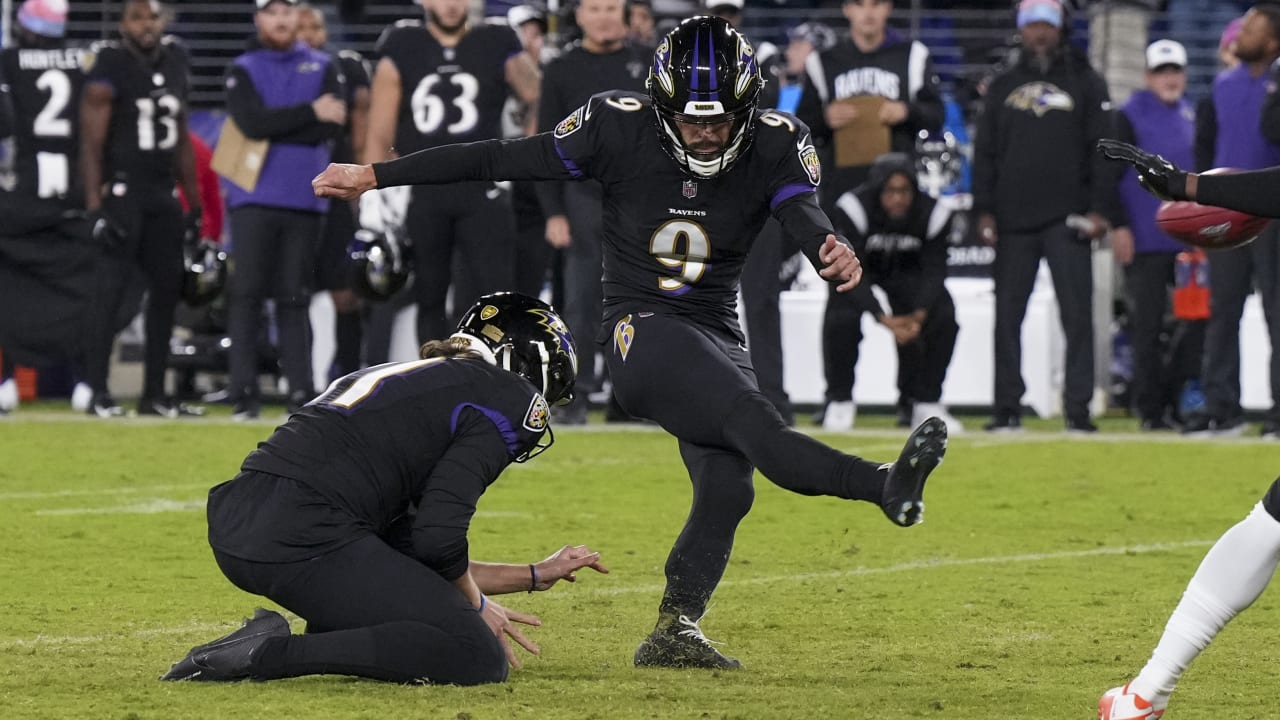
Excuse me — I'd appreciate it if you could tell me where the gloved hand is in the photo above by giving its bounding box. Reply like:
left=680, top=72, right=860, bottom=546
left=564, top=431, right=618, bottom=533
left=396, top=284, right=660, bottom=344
left=182, top=208, right=203, bottom=248
left=1097, top=139, right=1189, bottom=201
left=89, top=209, right=128, bottom=249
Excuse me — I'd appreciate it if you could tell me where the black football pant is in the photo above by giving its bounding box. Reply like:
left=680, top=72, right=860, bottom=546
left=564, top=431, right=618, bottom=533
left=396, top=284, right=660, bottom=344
left=739, top=217, right=796, bottom=424
left=1201, top=223, right=1280, bottom=422
left=213, top=536, right=506, bottom=685
left=407, top=182, right=516, bottom=345
left=85, top=184, right=183, bottom=400
left=562, top=181, right=605, bottom=396
left=1123, top=252, right=1177, bottom=421
left=992, top=223, right=1094, bottom=420
left=227, top=206, right=321, bottom=402
left=512, top=180, right=552, bottom=299
left=824, top=285, right=959, bottom=404
left=605, top=312, right=891, bottom=619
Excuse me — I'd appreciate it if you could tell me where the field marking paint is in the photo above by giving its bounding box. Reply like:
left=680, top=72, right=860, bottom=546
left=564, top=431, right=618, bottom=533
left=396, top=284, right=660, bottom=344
left=565, top=539, right=1216, bottom=598
left=0, top=484, right=211, bottom=501
left=0, top=539, right=1211, bottom=651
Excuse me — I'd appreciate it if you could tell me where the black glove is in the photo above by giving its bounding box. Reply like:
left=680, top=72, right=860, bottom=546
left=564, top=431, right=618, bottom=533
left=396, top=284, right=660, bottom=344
left=1097, top=139, right=1189, bottom=201
left=89, top=209, right=127, bottom=249
left=182, top=208, right=203, bottom=248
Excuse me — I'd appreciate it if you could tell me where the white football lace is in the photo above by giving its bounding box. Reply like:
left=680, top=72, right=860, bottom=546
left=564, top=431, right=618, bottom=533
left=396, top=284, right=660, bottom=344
left=675, top=611, right=724, bottom=647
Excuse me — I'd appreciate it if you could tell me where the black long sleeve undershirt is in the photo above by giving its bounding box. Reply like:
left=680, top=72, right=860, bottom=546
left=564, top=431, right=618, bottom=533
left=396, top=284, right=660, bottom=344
left=1195, top=166, right=1280, bottom=218
left=373, top=133, right=571, bottom=189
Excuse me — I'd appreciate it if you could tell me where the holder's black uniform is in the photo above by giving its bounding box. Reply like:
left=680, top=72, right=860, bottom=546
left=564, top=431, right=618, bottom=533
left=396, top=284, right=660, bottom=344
left=0, top=45, right=98, bottom=368
left=376, top=20, right=520, bottom=343
left=206, top=357, right=551, bottom=685
left=82, top=38, right=190, bottom=402
left=373, top=91, right=897, bottom=622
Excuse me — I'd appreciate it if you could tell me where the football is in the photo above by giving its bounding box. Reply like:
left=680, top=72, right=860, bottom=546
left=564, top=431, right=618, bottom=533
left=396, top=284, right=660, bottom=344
left=1155, top=169, right=1270, bottom=250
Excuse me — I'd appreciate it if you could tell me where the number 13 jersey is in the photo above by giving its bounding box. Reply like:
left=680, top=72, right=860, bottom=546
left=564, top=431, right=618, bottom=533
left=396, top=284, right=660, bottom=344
left=84, top=38, right=189, bottom=183
left=377, top=20, right=521, bottom=155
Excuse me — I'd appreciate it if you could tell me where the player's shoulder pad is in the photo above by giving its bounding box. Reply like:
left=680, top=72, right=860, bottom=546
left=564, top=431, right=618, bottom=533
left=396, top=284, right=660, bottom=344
left=392, top=18, right=423, bottom=30
left=752, top=109, right=821, bottom=184
left=337, top=48, right=365, bottom=63
left=377, top=19, right=421, bottom=52
left=554, top=90, right=648, bottom=140
left=83, top=40, right=122, bottom=75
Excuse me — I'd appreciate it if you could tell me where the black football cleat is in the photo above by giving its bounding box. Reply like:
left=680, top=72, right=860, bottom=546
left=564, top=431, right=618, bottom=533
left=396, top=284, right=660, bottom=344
left=634, top=613, right=742, bottom=670
left=160, top=608, right=290, bottom=682
left=880, top=416, right=947, bottom=527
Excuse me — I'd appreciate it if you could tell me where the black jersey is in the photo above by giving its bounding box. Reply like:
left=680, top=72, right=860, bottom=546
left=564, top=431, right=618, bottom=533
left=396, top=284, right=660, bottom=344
left=377, top=20, right=521, bottom=155
left=332, top=48, right=370, bottom=165
left=0, top=46, right=86, bottom=219
left=234, top=358, right=550, bottom=572
left=373, top=91, right=835, bottom=339
left=84, top=38, right=190, bottom=183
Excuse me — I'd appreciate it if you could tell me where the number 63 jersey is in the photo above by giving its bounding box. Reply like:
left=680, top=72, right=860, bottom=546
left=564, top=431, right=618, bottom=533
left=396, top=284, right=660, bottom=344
left=84, top=38, right=189, bottom=183
left=544, top=91, right=827, bottom=340
left=377, top=20, right=521, bottom=155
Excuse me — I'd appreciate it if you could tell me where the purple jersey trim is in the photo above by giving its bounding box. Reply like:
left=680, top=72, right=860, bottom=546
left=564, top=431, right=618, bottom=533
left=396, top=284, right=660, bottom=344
left=770, top=183, right=815, bottom=210
left=451, top=403, right=522, bottom=457
left=553, top=139, right=584, bottom=179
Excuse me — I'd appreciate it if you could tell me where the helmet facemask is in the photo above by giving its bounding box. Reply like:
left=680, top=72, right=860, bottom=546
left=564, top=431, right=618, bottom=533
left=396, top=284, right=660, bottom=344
left=649, top=17, right=763, bottom=179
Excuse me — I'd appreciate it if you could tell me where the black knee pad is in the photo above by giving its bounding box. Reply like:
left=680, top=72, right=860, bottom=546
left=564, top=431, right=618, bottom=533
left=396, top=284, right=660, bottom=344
left=1262, top=477, right=1280, bottom=521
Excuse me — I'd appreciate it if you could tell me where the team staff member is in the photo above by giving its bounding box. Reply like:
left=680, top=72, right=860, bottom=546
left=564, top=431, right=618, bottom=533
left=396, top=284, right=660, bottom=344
left=972, top=0, right=1116, bottom=433
left=535, top=0, right=648, bottom=424
left=160, top=293, right=607, bottom=685
left=223, top=0, right=347, bottom=419
left=0, top=0, right=95, bottom=415
left=795, top=0, right=944, bottom=430
left=297, top=2, right=371, bottom=383
left=80, top=0, right=201, bottom=418
left=826, top=153, right=963, bottom=433
left=314, top=17, right=948, bottom=671
left=364, top=0, right=539, bottom=354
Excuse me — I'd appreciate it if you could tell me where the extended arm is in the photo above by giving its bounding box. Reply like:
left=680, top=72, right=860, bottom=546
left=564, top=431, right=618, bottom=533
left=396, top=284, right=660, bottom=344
left=469, top=545, right=608, bottom=595
left=1098, top=138, right=1280, bottom=218
left=313, top=133, right=572, bottom=200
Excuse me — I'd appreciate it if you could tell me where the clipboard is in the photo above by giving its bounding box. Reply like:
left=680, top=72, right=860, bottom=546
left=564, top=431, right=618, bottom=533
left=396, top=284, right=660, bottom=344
left=211, top=117, right=269, bottom=192
left=833, top=96, right=891, bottom=169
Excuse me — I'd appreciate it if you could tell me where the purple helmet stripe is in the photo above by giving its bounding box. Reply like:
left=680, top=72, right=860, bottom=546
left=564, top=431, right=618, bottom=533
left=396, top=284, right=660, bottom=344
left=707, top=26, right=718, bottom=91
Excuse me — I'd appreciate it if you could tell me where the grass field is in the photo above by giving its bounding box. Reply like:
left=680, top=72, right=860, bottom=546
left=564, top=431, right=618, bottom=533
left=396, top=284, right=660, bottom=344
left=1, top=409, right=1278, bottom=719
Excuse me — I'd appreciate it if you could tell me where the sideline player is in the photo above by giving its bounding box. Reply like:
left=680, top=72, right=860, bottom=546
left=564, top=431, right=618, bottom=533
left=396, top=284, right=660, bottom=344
left=315, top=17, right=947, bottom=670
left=80, top=0, right=201, bottom=417
left=160, top=292, right=606, bottom=685
left=363, top=0, right=539, bottom=345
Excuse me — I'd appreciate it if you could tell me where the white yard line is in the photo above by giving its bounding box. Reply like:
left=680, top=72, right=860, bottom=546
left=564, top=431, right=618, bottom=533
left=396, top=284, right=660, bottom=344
left=31, top=498, right=532, bottom=520
left=0, top=484, right=212, bottom=501
left=0, top=539, right=1211, bottom=651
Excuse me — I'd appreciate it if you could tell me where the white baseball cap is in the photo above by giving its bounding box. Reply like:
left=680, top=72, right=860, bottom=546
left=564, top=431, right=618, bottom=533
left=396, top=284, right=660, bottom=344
left=1146, top=39, right=1187, bottom=70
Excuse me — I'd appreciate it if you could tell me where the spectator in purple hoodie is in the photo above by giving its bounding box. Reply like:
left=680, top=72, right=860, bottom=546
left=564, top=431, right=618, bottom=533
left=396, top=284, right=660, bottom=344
left=1111, top=40, right=1196, bottom=432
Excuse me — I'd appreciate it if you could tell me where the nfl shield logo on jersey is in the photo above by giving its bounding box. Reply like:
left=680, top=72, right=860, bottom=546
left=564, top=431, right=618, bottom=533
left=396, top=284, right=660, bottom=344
left=682, top=180, right=697, bottom=199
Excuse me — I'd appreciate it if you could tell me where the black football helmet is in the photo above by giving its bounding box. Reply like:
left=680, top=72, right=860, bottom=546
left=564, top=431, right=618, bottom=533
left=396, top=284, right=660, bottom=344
left=348, top=229, right=412, bottom=301
left=453, top=292, right=578, bottom=406
left=181, top=240, right=227, bottom=307
left=648, top=15, right=763, bottom=179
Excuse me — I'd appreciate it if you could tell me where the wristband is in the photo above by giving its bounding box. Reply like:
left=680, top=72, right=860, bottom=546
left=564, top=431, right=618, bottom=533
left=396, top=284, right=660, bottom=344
left=478, top=594, right=487, bottom=613
left=528, top=563, right=539, bottom=593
